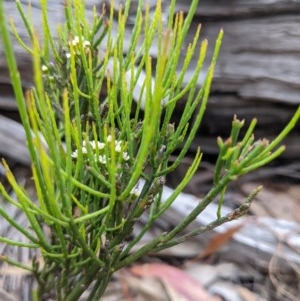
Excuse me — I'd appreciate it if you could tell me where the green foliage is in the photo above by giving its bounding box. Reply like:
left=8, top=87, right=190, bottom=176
left=0, top=0, right=299, bottom=300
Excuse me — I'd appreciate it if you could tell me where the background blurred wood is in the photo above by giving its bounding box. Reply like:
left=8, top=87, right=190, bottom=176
left=1, top=0, right=300, bottom=162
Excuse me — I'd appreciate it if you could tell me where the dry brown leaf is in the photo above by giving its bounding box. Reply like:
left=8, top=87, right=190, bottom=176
left=198, top=223, right=245, bottom=259
left=130, top=263, right=222, bottom=301
left=122, top=274, right=169, bottom=301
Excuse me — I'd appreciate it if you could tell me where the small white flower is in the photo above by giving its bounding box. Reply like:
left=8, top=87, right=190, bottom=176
left=97, top=142, right=105, bottom=149
left=90, top=140, right=105, bottom=150
left=41, top=65, right=48, bottom=72
left=83, top=40, right=91, bottom=48
left=115, top=143, right=122, bottom=153
left=81, top=146, right=87, bottom=154
left=98, top=155, right=107, bottom=164
left=122, top=152, right=130, bottom=161
left=66, top=52, right=71, bottom=59
left=71, top=150, right=78, bottom=158
left=72, top=35, right=80, bottom=45
left=106, top=135, right=112, bottom=142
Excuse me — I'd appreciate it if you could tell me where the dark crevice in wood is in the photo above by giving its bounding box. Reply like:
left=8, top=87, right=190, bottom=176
left=192, top=8, right=300, bottom=22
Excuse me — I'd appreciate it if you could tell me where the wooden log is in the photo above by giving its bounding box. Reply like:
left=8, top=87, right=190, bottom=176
left=1, top=0, right=300, bottom=162
left=2, top=0, right=300, bottom=107
left=158, top=184, right=300, bottom=272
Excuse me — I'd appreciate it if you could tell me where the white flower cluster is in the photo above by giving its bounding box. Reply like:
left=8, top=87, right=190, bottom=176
left=41, top=35, right=91, bottom=73
left=41, top=64, right=54, bottom=81
left=66, top=35, right=91, bottom=58
left=71, top=136, right=130, bottom=165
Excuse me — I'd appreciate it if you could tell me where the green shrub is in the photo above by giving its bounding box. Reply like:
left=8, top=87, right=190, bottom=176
left=0, top=0, right=299, bottom=300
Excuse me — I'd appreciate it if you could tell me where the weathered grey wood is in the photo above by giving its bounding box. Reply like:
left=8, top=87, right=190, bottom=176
left=199, top=15, right=300, bottom=105
left=1, top=0, right=300, bottom=161
left=2, top=0, right=300, bottom=105
left=133, top=178, right=300, bottom=273
left=159, top=183, right=300, bottom=272
left=0, top=115, right=31, bottom=164
left=178, top=0, right=300, bottom=17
